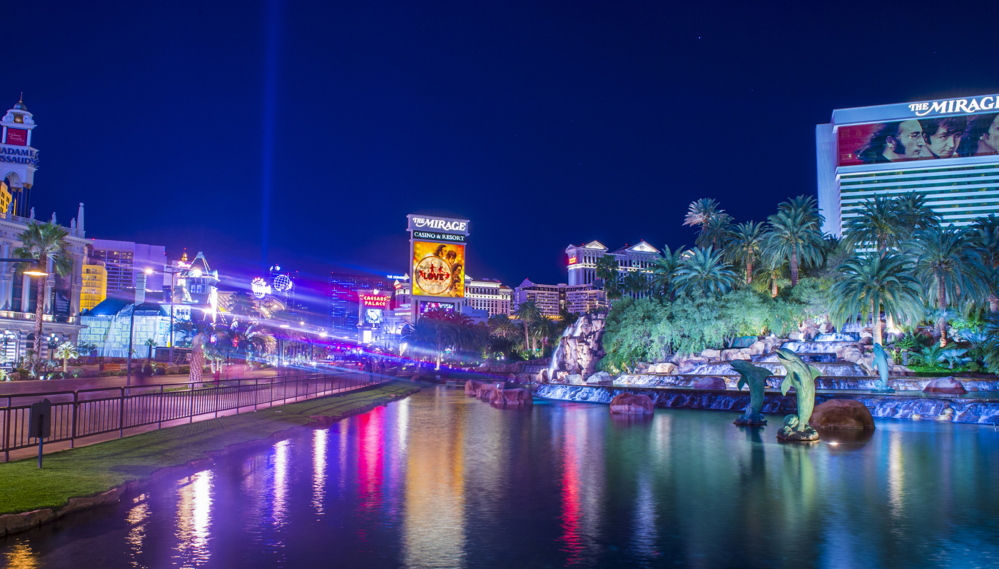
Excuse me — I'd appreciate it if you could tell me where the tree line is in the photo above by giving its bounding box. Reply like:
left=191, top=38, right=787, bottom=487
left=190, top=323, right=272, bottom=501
left=600, top=194, right=999, bottom=374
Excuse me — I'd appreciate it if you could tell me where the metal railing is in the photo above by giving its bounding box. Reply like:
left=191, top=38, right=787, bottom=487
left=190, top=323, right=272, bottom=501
left=0, top=371, right=385, bottom=461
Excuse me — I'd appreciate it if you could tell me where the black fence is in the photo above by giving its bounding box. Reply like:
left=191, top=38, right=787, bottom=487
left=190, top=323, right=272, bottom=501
left=0, top=371, right=384, bottom=461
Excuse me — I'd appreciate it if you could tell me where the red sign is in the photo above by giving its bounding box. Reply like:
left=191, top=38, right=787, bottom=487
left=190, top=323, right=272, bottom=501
left=568, top=256, right=578, bottom=265
left=5, top=129, right=27, bottom=146
left=359, top=293, right=390, bottom=308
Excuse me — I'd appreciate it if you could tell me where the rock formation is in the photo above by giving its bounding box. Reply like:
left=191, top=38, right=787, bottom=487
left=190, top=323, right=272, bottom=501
left=809, top=399, right=875, bottom=430
left=609, top=392, right=654, bottom=414
left=548, top=314, right=606, bottom=382
left=923, top=377, right=968, bottom=395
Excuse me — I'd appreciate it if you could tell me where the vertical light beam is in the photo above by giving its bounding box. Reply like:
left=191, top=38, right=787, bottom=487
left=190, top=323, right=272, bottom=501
left=261, top=0, right=281, bottom=267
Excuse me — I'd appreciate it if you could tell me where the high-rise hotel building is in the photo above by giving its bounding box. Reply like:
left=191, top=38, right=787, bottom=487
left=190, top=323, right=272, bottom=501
left=817, top=94, right=999, bottom=237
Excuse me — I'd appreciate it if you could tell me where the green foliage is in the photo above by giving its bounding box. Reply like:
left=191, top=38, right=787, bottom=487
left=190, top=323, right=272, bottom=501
left=599, top=288, right=819, bottom=373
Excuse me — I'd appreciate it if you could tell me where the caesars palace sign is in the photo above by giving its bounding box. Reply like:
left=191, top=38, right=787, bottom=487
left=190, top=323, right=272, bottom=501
left=908, top=95, right=999, bottom=117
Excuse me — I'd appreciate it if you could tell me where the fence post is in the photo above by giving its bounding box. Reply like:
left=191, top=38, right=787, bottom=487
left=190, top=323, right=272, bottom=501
left=118, top=387, right=125, bottom=438
left=158, top=385, right=165, bottom=429
left=70, top=391, right=78, bottom=448
left=189, top=381, right=195, bottom=424
left=3, top=396, right=9, bottom=462
left=214, top=380, right=220, bottom=419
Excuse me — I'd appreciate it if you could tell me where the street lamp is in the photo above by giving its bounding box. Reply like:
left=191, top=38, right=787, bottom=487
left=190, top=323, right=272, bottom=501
left=0, top=258, right=49, bottom=372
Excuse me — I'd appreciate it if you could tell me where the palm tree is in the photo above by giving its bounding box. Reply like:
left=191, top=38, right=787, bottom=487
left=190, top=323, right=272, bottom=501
left=673, top=247, right=738, bottom=298
left=594, top=255, right=621, bottom=299
left=682, top=198, right=726, bottom=227
left=513, top=300, right=544, bottom=355
left=909, top=227, right=985, bottom=346
left=843, top=195, right=902, bottom=253
left=488, top=314, right=522, bottom=355
left=764, top=207, right=824, bottom=286
left=54, top=341, right=78, bottom=373
left=648, top=246, right=686, bottom=299
left=970, top=214, right=999, bottom=312
left=829, top=253, right=924, bottom=346
left=894, top=192, right=939, bottom=239
left=13, top=222, right=74, bottom=374
left=726, top=221, right=766, bottom=284
left=621, top=270, right=649, bottom=298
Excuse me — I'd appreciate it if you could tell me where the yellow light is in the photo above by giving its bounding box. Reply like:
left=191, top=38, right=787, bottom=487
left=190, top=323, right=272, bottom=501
left=24, top=269, right=48, bottom=277
left=144, top=268, right=153, bottom=275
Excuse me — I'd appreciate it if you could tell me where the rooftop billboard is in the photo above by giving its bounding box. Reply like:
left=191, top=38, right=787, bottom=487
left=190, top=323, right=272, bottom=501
left=412, top=241, right=465, bottom=298
left=837, top=112, right=999, bottom=167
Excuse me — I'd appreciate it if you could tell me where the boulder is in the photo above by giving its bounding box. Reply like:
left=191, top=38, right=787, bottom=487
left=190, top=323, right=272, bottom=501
left=566, top=374, right=584, bottom=384
left=923, top=377, right=967, bottom=395
left=609, top=392, right=655, bottom=414
left=809, top=399, right=875, bottom=430
left=464, top=380, right=486, bottom=396
left=787, top=332, right=802, bottom=341
left=891, top=364, right=912, bottom=375
left=720, top=349, right=740, bottom=361
left=701, top=349, right=721, bottom=359
left=748, top=341, right=767, bottom=356
left=586, top=371, right=613, bottom=384
left=838, top=346, right=863, bottom=363
left=692, top=376, right=727, bottom=390
left=732, top=350, right=752, bottom=361
left=655, top=362, right=677, bottom=374
left=489, top=387, right=533, bottom=407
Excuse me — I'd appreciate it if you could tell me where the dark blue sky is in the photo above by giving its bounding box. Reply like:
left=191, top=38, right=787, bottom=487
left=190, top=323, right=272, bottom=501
left=7, top=1, right=999, bottom=287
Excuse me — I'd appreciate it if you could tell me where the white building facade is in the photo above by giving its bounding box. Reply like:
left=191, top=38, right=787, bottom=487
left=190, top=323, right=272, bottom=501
left=817, top=94, right=999, bottom=237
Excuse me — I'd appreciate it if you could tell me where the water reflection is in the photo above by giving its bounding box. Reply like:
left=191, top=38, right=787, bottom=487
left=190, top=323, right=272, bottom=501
left=124, top=493, right=150, bottom=568
left=1, top=540, right=37, bottom=569
left=271, top=440, right=289, bottom=530
left=2, top=388, right=999, bottom=569
left=403, top=393, right=466, bottom=568
left=312, top=429, right=328, bottom=517
left=173, top=470, right=213, bottom=567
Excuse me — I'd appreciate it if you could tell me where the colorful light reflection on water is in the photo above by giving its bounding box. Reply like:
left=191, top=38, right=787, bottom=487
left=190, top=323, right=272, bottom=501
left=2, top=387, right=999, bottom=568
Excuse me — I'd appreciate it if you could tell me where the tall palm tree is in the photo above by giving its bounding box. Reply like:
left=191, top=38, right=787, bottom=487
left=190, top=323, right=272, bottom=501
left=829, top=253, right=924, bottom=346
left=648, top=245, right=686, bottom=299
left=14, top=222, right=74, bottom=374
left=726, top=221, right=766, bottom=284
left=682, top=198, right=725, bottom=227
left=594, top=254, right=621, bottom=299
left=909, top=227, right=985, bottom=346
left=514, top=300, right=544, bottom=355
left=778, top=195, right=825, bottom=227
left=843, top=195, right=902, bottom=253
left=621, top=270, right=649, bottom=298
left=970, top=214, right=999, bottom=312
left=673, top=247, right=738, bottom=298
left=894, top=192, right=939, bottom=239
left=764, top=207, right=824, bottom=286
left=695, top=214, right=732, bottom=250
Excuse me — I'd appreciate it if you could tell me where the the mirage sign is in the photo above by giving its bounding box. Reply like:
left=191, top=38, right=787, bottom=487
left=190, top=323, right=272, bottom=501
left=406, top=214, right=470, bottom=236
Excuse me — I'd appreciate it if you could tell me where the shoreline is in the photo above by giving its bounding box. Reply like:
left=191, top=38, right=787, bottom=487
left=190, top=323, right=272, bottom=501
left=0, top=380, right=421, bottom=538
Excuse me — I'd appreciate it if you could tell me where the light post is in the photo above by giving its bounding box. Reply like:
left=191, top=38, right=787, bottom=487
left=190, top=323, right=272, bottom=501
left=0, top=258, right=48, bottom=373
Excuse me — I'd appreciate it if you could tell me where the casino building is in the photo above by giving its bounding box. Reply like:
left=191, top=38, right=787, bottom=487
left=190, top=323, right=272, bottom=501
left=817, top=94, right=999, bottom=237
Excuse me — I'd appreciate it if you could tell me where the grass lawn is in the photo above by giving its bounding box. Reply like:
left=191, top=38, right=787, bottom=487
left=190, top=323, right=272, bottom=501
left=0, top=381, right=419, bottom=516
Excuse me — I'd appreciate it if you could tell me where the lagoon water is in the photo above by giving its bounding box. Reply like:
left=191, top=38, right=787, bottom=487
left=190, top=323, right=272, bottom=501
left=2, top=386, right=998, bottom=568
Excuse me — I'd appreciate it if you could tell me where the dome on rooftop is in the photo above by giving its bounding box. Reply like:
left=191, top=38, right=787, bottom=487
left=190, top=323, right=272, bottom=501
left=12, top=99, right=27, bottom=111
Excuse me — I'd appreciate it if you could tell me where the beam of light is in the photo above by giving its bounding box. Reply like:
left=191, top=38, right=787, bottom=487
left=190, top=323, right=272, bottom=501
left=261, top=0, right=281, bottom=267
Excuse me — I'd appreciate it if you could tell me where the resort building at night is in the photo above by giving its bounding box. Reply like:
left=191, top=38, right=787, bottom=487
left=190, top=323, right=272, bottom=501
left=817, top=94, right=999, bottom=237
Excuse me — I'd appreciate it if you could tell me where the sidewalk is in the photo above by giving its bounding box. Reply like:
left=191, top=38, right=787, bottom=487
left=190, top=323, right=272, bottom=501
left=0, top=368, right=281, bottom=396
left=0, top=380, right=420, bottom=536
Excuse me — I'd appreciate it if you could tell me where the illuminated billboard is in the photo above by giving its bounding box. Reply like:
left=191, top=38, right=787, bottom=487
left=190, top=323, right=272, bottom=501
left=412, top=241, right=465, bottom=298
left=838, top=111, right=999, bottom=167
left=419, top=301, right=455, bottom=314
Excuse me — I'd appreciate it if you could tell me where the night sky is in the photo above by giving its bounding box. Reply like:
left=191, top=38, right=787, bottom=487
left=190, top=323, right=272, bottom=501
left=6, top=1, right=999, bottom=288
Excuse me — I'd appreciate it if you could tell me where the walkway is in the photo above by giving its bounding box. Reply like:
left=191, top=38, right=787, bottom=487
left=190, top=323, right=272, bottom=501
left=1, top=369, right=387, bottom=462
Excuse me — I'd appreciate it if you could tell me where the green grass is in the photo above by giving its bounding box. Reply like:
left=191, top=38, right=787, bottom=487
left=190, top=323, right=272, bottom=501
left=0, top=381, right=419, bottom=515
